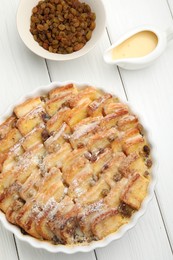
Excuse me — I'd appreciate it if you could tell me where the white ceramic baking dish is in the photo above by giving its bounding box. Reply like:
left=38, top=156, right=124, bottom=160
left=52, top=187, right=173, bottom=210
left=0, top=81, right=157, bottom=253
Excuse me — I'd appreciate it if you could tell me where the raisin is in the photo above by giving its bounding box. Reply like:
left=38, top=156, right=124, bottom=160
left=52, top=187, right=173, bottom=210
left=52, top=235, right=62, bottom=244
left=118, top=202, right=134, bottom=217
left=62, top=100, right=70, bottom=108
left=32, top=7, right=38, bottom=14
left=41, top=129, right=50, bottom=142
left=77, top=143, right=84, bottom=148
left=20, top=228, right=27, bottom=235
left=90, top=153, right=97, bottom=162
left=73, top=43, right=84, bottom=51
left=37, top=24, right=44, bottom=31
left=146, top=159, right=152, bottom=168
left=113, top=173, right=122, bottom=182
left=40, top=95, right=48, bottom=102
left=100, top=148, right=106, bottom=155
left=144, top=170, right=150, bottom=177
left=101, top=189, right=109, bottom=197
left=143, top=145, right=150, bottom=156
left=41, top=112, right=50, bottom=122
left=102, top=164, right=109, bottom=172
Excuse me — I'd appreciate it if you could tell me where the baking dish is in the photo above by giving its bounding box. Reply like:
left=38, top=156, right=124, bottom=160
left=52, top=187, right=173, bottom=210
left=0, top=81, right=157, bottom=253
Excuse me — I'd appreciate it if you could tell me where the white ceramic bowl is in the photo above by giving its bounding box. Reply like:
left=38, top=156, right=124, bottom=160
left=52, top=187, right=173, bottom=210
left=0, top=81, right=157, bottom=253
left=16, top=0, right=106, bottom=60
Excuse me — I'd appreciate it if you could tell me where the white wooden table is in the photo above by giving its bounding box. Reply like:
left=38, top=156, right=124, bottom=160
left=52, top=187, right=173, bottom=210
left=0, top=0, right=173, bottom=259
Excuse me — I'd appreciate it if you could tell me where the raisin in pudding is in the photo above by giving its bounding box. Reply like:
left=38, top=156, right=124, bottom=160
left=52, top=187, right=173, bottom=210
left=0, top=83, right=152, bottom=245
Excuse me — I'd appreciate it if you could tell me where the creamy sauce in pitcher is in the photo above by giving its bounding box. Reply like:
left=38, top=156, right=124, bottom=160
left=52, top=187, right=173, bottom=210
left=112, top=31, right=158, bottom=60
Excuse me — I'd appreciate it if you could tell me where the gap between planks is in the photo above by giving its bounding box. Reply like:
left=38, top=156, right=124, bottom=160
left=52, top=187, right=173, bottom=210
left=105, top=15, right=173, bottom=255
left=13, top=235, right=20, bottom=260
left=166, top=0, right=173, bottom=20
left=45, top=59, right=52, bottom=82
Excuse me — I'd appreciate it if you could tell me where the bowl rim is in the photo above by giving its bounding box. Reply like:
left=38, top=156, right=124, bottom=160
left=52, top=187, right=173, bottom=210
left=16, top=0, right=106, bottom=61
left=0, top=81, right=157, bottom=253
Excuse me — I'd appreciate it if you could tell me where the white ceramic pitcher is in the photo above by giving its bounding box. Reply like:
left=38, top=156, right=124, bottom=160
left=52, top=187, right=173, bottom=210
left=104, top=25, right=173, bottom=70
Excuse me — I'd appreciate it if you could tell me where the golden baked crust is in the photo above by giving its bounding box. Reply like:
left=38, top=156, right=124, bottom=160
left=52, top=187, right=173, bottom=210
left=0, top=84, right=152, bottom=245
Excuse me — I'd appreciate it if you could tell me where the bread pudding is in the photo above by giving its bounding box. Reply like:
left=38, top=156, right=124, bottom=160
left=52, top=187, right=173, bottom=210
left=0, top=84, right=152, bottom=245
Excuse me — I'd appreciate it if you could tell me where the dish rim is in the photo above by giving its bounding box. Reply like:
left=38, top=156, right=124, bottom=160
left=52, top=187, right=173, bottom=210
left=0, top=81, right=157, bottom=253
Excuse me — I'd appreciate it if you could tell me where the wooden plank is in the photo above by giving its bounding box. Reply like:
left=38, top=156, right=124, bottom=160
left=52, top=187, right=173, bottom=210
left=16, top=240, right=96, bottom=260
left=0, top=223, right=18, bottom=260
left=105, top=0, right=173, bottom=250
left=96, top=197, right=172, bottom=260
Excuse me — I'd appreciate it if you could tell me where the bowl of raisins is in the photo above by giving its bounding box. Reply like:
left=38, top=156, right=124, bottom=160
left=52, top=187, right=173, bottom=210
left=17, top=0, right=106, bottom=60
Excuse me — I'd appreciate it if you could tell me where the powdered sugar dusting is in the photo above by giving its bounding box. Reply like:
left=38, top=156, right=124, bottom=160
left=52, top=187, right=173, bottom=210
left=15, top=144, right=43, bottom=171
left=74, top=187, right=85, bottom=197
left=27, top=105, right=44, bottom=120
left=45, top=123, right=67, bottom=146
left=86, top=200, right=104, bottom=214
left=71, top=121, right=99, bottom=140
left=9, top=137, right=24, bottom=153
left=89, top=94, right=112, bottom=111
left=31, top=197, right=59, bottom=222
